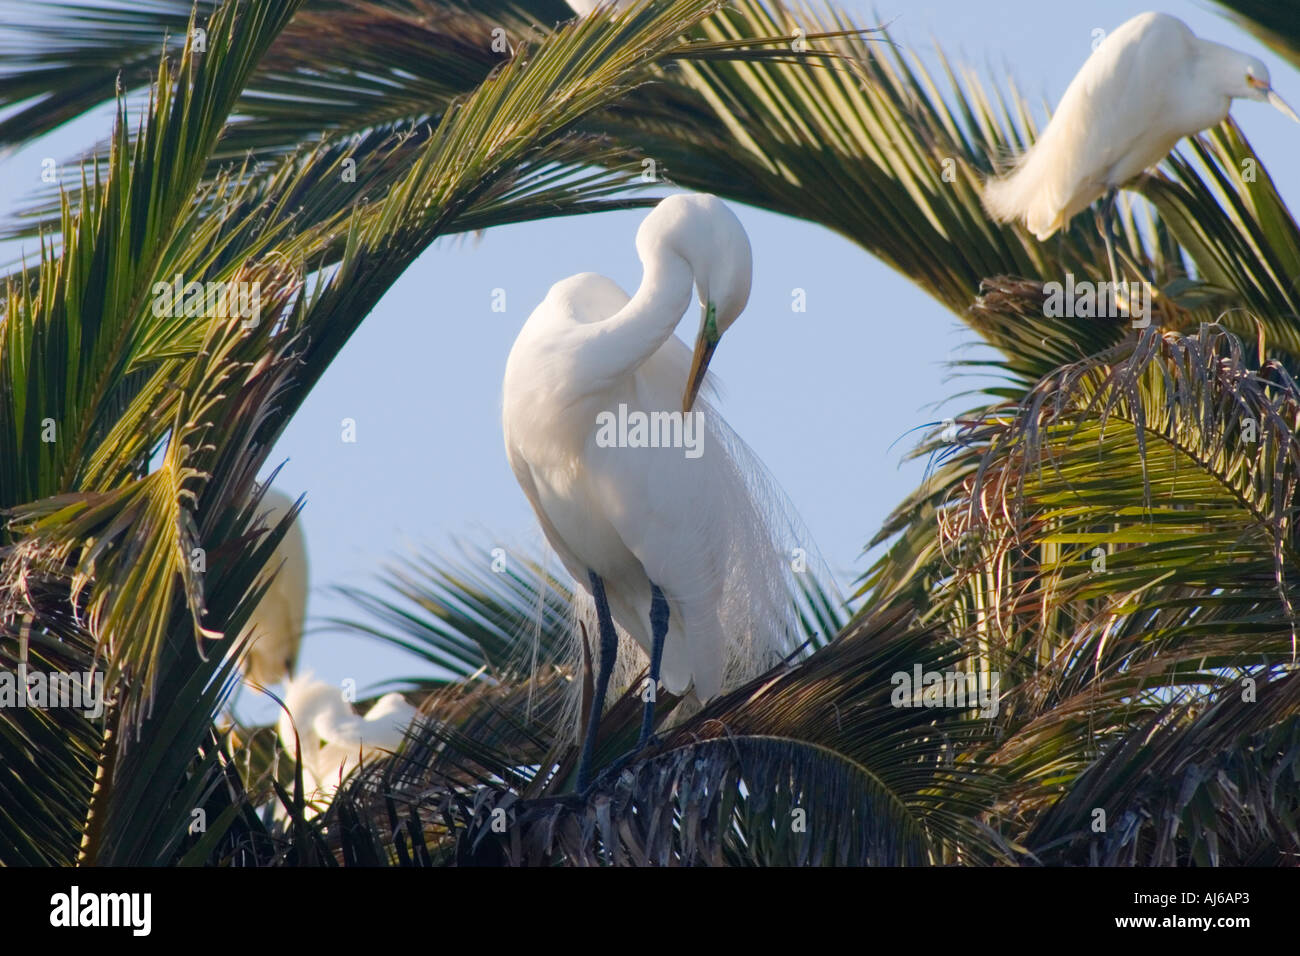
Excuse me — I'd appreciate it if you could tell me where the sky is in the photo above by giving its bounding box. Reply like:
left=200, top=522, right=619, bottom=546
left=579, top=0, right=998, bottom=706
left=4, top=0, right=1299, bottom=721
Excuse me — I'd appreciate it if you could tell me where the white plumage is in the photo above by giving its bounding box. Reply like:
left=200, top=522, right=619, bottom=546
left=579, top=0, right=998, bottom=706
left=502, top=194, right=803, bottom=786
left=984, top=11, right=1296, bottom=241
left=276, top=673, right=417, bottom=800
left=238, top=487, right=308, bottom=687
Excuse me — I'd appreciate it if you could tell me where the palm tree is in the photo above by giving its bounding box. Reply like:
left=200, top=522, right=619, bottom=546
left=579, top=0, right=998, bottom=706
left=3, top=0, right=1299, bottom=865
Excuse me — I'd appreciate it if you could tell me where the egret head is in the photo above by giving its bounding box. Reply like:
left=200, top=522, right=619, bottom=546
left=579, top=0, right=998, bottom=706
left=637, top=193, right=752, bottom=412
left=1231, top=53, right=1299, bottom=121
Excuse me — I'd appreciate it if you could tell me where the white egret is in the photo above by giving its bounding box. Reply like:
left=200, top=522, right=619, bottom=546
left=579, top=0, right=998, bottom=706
left=239, top=486, right=308, bottom=687
left=983, top=11, right=1298, bottom=284
left=502, top=193, right=802, bottom=790
left=276, top=673, right=417, bottom=803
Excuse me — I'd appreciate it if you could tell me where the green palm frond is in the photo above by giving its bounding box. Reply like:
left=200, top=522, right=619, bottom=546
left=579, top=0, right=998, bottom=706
left=10, top=1, right=1300, bottom=379
left=948, top=325, right=1300, bottom=675
left=0, top=578, right=99, bottom=864
left=1028, top=685, right=1300, bottom=865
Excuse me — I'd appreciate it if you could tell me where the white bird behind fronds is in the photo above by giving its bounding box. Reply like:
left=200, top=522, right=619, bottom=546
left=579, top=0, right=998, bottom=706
left=239, top=486, right=308, bottom=687
left=276, top=673, right=417, bottom=806
left=983, top=11, right=1297, bottom=240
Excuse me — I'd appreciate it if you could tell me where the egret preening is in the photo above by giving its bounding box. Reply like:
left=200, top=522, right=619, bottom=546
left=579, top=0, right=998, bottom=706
left=502, top=193, right=803, bottom=791
left=276, top=673, right=417, bottom=804
left=238, top=487, right=308, bottom=687
left=983, top=11, right=1298, bottom=286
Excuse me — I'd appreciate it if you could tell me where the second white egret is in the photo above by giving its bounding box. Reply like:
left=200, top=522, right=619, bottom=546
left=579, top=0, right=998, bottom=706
left=502, top=193, right=801, bottom=790
left=276, top=673, right=417, bottom=804
left=983, top=11, right=1298, bottom=283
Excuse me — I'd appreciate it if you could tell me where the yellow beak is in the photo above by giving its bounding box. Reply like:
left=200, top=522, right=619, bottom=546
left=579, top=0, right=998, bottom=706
left=1269, top=88, right=1300, bottom=122
left=1250, top=76, right=1300, bottom=122
left=683, top=302, right=719, bottom=414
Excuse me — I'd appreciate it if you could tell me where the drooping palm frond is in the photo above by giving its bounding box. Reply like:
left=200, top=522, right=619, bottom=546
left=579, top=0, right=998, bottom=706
left=11, top=3, right=1300, bottom=364
left=263, top=600, right=1010, bottom=866
left=461, top=735, right=936, bottom=866
left=0, top=1, right=570, bottom=154
left=0, top=571, right=100, bottom=864
left=0, top=0, right=314, bottom=865
left=1216, top=0, right=1300, bottom=71
left=1027, top=684, right=1300, bottom=866
left=869, top=323, right=1300, bottom=860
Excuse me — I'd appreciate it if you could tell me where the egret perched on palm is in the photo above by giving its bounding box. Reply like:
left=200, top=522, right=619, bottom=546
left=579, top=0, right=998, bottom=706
left=984, top=11, right=1298, bottom=286
left=276, top=673, right=417, bottom=806
left=502, top=193, right=801, bottom=791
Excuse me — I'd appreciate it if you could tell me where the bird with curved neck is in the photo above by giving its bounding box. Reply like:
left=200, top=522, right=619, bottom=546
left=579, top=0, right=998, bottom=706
left=276, top=673, right=416, bottom=810
left=502, top=193, right=792, bottom=791
left=983, top=11, right=1298, bottom=286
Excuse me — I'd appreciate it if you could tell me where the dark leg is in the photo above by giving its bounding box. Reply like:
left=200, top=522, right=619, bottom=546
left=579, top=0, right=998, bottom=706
left=1095, top=187, right=1120, bottom=292
left=639, top=584, right=669, bottom=747
left=576, top=570, right=618, bottom=792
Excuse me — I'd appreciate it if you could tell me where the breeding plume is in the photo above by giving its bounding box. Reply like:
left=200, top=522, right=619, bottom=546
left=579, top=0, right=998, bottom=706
left=239, top=486, right=308, bottom=686
left=984, top=12, right=1297, bottom=279
left=502, top=193, right=801, bottom=790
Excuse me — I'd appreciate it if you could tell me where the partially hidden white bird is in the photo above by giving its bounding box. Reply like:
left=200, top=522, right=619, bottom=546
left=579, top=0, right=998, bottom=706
left=502, top=193, right=801, bottom=790
left=276, top=673, right=417, bottom=804
left=984, top=11, right=1298, bottom=283
left=238, top=486, right=308, bottom=687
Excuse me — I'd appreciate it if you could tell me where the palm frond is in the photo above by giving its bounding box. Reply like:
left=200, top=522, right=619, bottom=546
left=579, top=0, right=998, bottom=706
left=1215, top=0, right=1300, bottom=72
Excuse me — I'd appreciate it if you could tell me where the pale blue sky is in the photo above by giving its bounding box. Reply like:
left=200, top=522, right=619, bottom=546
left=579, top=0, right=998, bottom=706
left=4, top=1, right=1297, bottom=720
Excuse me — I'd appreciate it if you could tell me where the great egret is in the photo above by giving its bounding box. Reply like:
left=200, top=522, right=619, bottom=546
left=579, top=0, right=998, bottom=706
left=276, top=673, right=417, bottom=803
left=983, top=11, right=1298, bottom=285
left=502, top=193, right=801, bottom=790
left=239, top=486, right=308, bottom=687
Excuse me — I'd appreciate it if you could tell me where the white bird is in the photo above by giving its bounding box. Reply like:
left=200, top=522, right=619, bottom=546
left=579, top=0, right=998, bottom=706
left=984, top=11, right=1298, bottom=282
left=276, top=673, right=417, bottom=803
left=502, top=193, right=801, bottom=790
left=238, top=486, right=308, bottom=687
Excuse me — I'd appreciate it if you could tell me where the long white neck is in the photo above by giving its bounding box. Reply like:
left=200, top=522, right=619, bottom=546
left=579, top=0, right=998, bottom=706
left=576, top=247, right=694, bottom=395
